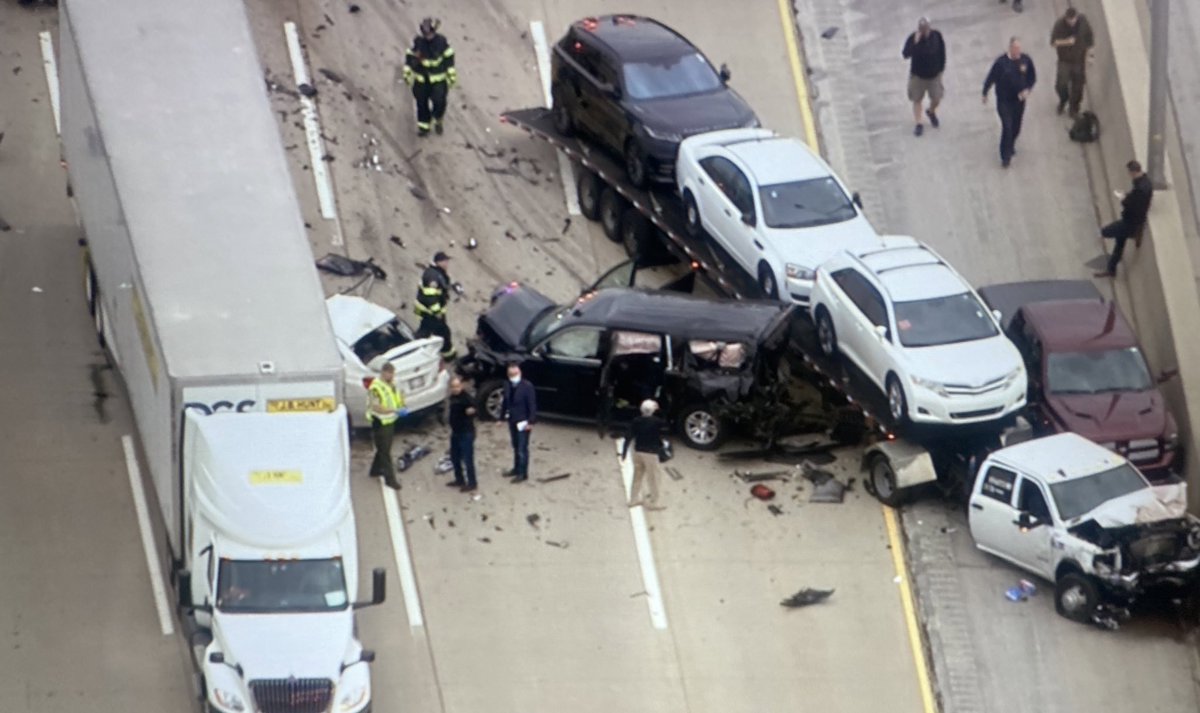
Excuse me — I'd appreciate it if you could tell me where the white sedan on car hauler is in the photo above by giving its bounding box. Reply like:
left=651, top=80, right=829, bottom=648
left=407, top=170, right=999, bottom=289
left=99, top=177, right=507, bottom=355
left=675, top=128, right=881, bottom=304
left=810, top=236, right=1027, bottom=426
left=326, top=295, right=449, bottom=428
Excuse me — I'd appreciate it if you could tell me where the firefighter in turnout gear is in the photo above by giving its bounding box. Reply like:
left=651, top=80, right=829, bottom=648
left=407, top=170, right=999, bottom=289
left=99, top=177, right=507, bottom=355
left=415, top=251, right=457, bottom=361
left=402, top=17, right=456, bottom=136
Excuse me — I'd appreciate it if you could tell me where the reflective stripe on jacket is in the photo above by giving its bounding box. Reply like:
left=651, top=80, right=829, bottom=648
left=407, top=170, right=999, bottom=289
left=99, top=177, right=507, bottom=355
left=405, top=34, right=455, bottom=84
left=368, top=378, right=404, bottom=425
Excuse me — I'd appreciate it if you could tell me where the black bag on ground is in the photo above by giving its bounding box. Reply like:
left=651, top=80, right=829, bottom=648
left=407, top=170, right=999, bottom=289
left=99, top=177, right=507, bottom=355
left=658, top=439, right=674, bottom=463
left=1069, top=111, right=1100, bottom=143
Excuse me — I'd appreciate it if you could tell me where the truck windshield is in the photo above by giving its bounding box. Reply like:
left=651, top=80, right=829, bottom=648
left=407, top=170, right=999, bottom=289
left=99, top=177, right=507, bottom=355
left=1048, top=463, right=1148, bottom=521
left=216, top=558, right=349, bottom=613
left=1047, top=348, right=1153, bottom=394
left=759, top=177, right=857, bottom=229
left=622, top=53, right=722, bottom=100
left=893, top=293, right=999, bottom=347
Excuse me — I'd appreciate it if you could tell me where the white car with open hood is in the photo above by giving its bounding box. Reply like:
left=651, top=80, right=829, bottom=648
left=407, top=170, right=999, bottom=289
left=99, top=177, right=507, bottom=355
left=675, top=127, right=881, bottom=304
left=811, top=236, right=1027, bottom=426
left=327, top=295, right=450, bottom=427
left=968, top=432, right=1200, bottom=627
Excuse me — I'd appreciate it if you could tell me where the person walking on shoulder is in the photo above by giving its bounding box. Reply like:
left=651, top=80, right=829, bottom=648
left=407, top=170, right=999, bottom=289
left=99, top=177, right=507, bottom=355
left=501, top=364, right=536, bottom=483
left=1050, top=7, right=1094, bottom=118
left=983, top=37, right=1037, bottom=168
left=622, top=400, right=669, bottom=510
left=902, top=17, right=947, bottom=137
left=402, top=17, right=457, bottom=136
left=367, top=363, right=407, bottom=489
left=1095, top=160, right=1154, bottom=278
left=446, top=377, right=478, bottom=492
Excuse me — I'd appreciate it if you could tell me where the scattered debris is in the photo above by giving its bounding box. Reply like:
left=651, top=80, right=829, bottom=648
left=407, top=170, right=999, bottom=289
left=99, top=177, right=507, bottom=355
left=396, top=444, right=431, bottom=472
left=321, top=153, right=335, bottom=162
left=466, top=237, right=478, bottom=250
left=750, top=484, right=776, bottom=501
left=348, top=4, right=361, bottom=13
left=423, top=514, right=435, bottom=530
left=315, top=253, right=385, bottom=279
left=0, top=213, right=12, bottom=232
left=526, top=513, right=541, bottom=530
left=781, top=588, right=834, bottom=608
left=434, top=455, right=453, bottom=474
left=734, top=469, right=791, bottom=483
left=809, top=477, right=847, bottom=504
left=536, top=473, right=570, bottom=483
left=767, top=504, right=784, bottom=517
left=447, top=520, right=456, bottom=528
left=318, top=68, right=344, bottom=84
left=12, top=67, right=20, bottom=75
left=940, top=526, right=958, bottom=535
left=545, top=540, right=569, bottom=549
left=298, top=83, right=318, bottom=98
left=821, top=27, right=839, bottom=39
left=30, top=286, right=43, bottom=293
left=478, top=537, right=491, bottom=543
left=390, top=235, right=406, bottom=249
left=504, top=229, right=518, bottom=241
left=561, top=217, right=571, bottom=235
left=409, top=185, right=428, bottom=201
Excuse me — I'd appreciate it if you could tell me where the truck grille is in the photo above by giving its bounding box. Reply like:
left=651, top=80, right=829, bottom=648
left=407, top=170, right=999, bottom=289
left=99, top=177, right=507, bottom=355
left=249, top=678, right=333, bottom=713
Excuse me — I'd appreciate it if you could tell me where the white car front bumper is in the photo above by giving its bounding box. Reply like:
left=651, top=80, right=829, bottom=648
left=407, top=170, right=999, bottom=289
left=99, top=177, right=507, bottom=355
left=908, top=378, right=1026, bottom=424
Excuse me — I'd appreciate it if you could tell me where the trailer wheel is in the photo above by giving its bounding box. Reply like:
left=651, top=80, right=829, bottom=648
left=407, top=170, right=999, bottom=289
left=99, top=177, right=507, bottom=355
left=683, top=191, right=703, bottom=238
left=620, top=211, right=654, bottom=259
left=815, top=307, right=838, bottom=358
left=624, top=139, right=649, bottom=189
left=867, top=453, right=909, bottom=507
left=477, top=380, right=506, bottom=421
left=677, top=403, right=724, bottom=451
left=1055, top=572, right=1099, bottom=623
left=577, top=171, right=603, bottom=221
left=599, top=187, right=625, bottom=242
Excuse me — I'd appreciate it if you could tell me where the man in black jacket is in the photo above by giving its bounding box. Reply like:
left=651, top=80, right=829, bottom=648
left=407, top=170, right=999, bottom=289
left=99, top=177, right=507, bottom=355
left=983, top=37, right=1037, bottom=168
left=902, top=17, right=946, bottom=137
left=446, top=377, right=477, bottom=491
left=621, top=400, right=669, bottom=510
left=402, top=17, right=457, bottom=136
left=1095, top=160, right=1154, bottom=278
left=501, top=363, right=536, bottom=483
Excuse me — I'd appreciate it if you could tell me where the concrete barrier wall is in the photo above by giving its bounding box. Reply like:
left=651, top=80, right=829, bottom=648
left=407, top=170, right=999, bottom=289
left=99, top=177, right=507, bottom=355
left=1086, top=0, right=1200, bottom=510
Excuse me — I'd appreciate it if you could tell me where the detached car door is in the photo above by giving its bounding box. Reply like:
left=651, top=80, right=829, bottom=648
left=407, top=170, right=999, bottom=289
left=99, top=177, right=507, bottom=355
left=527, top=326, right=606, bottom=418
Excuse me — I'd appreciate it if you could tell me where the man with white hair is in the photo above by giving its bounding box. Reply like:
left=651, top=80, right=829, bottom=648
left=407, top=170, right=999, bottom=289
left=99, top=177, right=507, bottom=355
left=621, top=399, right=670, bottom=510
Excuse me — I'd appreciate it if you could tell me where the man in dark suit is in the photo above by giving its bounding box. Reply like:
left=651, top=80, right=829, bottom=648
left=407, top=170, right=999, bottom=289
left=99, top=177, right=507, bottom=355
left=501, top=363, right=537, bottom=483
left=1095, top=160, right=1154, bottom=278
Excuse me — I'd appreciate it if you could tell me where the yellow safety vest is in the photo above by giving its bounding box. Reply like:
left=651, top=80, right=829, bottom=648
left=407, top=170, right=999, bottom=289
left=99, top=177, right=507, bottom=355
left=367, top=378, right=404, bottom=425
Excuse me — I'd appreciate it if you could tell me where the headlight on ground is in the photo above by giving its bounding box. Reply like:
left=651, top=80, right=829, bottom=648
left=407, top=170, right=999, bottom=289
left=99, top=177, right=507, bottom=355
left=212, top=688, right=246, bottom=712
left=786, top=263, right=814, bottom=280
left=339, top=685, right=368, bottom=711
left=910, top=375, right=949, bottom=398
left=643, top=125, right=682, bottom=142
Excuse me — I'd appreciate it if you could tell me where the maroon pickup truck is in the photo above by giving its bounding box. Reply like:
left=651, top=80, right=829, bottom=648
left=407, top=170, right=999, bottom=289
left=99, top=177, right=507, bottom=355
left=979, top=281, right=1179, bottom=479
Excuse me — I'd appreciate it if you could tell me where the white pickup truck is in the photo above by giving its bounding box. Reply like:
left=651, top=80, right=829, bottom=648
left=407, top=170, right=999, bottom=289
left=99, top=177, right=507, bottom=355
left=967, top=432, right=1200, bottom=626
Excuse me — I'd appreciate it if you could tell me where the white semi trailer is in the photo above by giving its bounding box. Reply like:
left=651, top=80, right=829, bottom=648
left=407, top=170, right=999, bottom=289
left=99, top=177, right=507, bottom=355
left=58, top=1, right=384, bottom=711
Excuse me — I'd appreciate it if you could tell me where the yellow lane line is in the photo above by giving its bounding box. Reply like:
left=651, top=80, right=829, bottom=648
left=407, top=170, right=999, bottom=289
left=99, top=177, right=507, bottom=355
left=775, top=0, right=820, bottom=148
left=884, top=505, right=939, bottom=713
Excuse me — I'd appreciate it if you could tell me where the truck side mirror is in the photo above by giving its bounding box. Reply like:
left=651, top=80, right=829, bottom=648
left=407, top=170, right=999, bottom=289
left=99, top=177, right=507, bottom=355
left=1017, top=512, right=1041, bottom=530
left=340, top=649, right=377, bottom=674
left=991, top=309, right=1003, bottom=323
left=718, top=63, right=732, bottom=83
left=873, top=324, right=888, bottom=341
left=852, top=192, right=864, bottom=209
left=354, top=568, right=387, bottom=609
left=209, top=651, right=244, bottom=678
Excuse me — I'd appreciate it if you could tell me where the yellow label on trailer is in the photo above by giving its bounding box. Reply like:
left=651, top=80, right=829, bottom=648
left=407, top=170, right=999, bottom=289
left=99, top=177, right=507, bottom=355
left=265, top=397, right=336, bottom=413
left=249, top=470, right=304, bottom=485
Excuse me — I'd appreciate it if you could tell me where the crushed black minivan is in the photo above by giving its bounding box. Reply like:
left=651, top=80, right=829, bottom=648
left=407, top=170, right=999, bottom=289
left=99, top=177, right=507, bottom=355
left=456, top=271, right=795, bottom=450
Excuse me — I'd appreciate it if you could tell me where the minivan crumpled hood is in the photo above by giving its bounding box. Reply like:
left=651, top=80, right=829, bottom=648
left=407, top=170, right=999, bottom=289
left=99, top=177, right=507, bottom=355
left=1046, top=390, right=1167, bottom=442
left=906, top=335, right=1022, bottom=386
left=480, top=286, right=556, bottom=350
left=631, top=90, right=756, bottom=138
left=216, top=612, right=352, bottom=680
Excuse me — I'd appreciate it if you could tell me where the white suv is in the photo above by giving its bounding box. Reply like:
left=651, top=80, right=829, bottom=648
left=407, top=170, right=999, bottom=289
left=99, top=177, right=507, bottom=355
left=675, top=128, right=880, bottom=304
left=810, top=236, right=1026, bottom=425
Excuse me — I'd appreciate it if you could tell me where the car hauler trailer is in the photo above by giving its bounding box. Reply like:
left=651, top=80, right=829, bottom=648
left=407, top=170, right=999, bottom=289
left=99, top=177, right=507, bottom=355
left=59, top=1, right=383, bottom=711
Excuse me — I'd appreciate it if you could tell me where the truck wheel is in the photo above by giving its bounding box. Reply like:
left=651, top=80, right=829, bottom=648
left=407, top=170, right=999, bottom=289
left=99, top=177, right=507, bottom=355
left=867, top=453, right=909, bottom=507
left=683, top=191, right=703, bottom=238
left=1055, top=572, right=1099, bottom=623
left=477, top=380, right=506, bottom=421
left=815, top=307, right=837, bottom=357
left=599, top=187, right=625, bottom=242
left=678, top=404, right=724, bottom=451
left=624, top=139, right=649, bottom=189
left=886, top=373, right=909, bottom=426
left=577, top=171, right=602, bottom=221
left=620, top=211, right=654, bottom=259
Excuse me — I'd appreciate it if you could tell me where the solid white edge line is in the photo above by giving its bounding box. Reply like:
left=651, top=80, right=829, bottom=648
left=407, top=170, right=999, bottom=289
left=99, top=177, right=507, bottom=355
left=121, top=435, right=176, bottom=637
left=616, top=439, right=669, bottom=629
left=283, top=21, right=343, bottom=246
left=529, top=20, right=582, bottom=216
left=380, top=480, right=425, bottom=629
left=39, top=31, right=60, bottom=135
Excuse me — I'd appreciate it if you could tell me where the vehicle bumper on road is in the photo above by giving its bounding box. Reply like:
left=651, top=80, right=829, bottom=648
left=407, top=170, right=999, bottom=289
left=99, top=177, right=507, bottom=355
left=909, top=380, right=1026, bottom=425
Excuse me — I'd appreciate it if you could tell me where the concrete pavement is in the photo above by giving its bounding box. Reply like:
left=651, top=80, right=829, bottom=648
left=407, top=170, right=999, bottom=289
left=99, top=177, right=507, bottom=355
left=0, top=5, right=196, bottom=711
left=793, top=0, right=1200, bottom=711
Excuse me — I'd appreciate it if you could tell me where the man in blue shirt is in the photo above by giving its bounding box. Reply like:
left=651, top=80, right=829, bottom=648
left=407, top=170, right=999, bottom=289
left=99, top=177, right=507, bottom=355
left=501, top=363, right=537, bottom=483
left=983, top=37, right=1037, bottom=168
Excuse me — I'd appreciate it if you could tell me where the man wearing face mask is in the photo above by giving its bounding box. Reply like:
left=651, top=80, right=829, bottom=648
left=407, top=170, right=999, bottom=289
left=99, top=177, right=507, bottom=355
left=501, top=363, right=537, bottom=483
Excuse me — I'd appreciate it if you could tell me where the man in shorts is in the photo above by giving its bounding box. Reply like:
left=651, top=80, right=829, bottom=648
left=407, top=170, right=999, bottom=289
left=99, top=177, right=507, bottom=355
left=902, top=17, right=947, bottom=137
